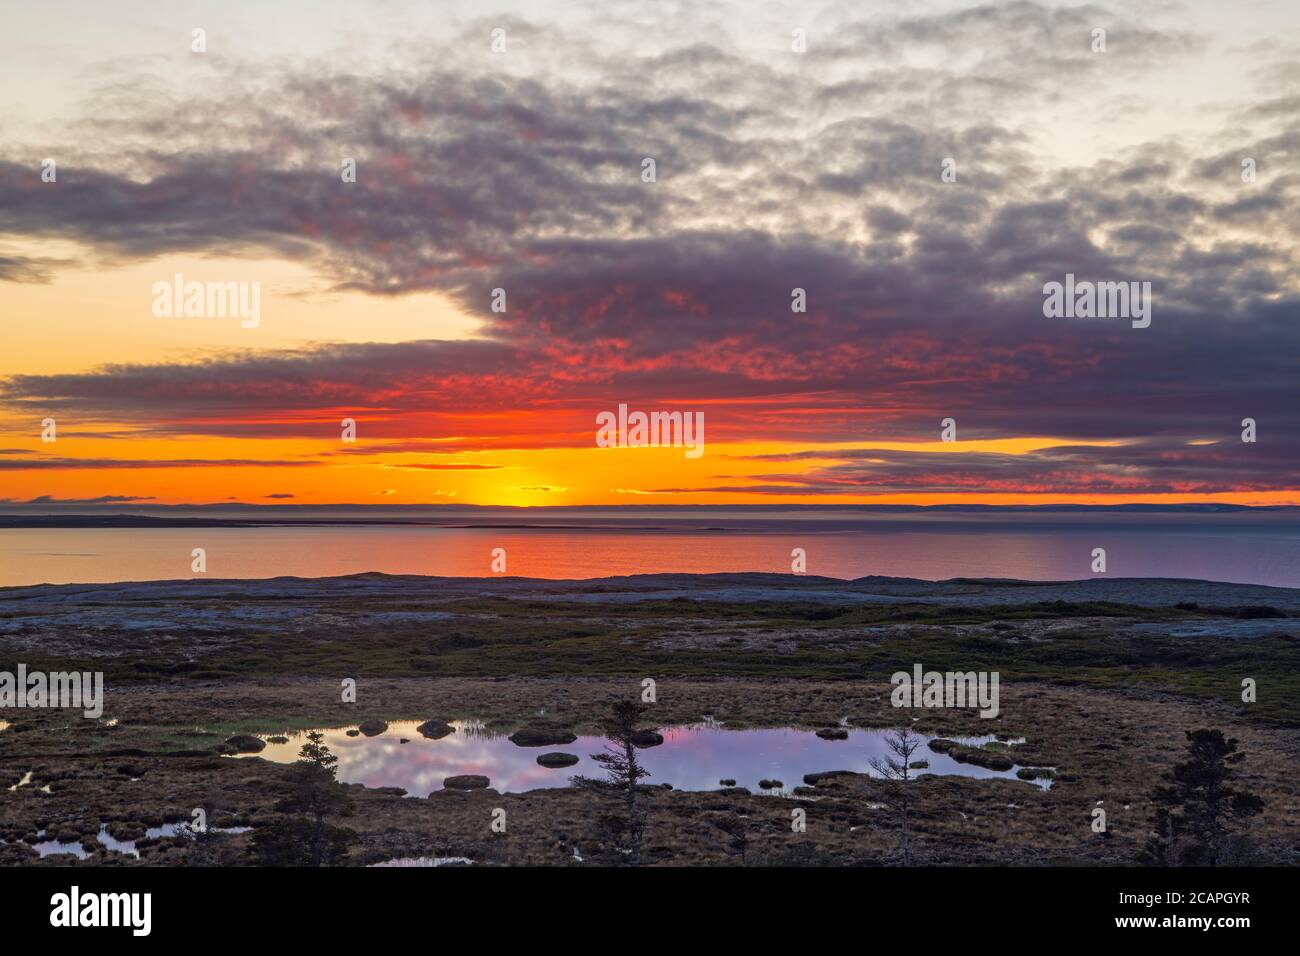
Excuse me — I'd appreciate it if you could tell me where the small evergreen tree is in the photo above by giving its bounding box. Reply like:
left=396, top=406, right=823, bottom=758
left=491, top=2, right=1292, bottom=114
left=712, top=812, right=749, bottom=864
left=253, top=731, right=356, bottom=866
left=1142, top=728, right=1264, bottom=866
left=572, top=700, right=654, bottom=865
left=869, top=725, right=921, bottom=866
left=183, top=789, right=230, bottom=866
left=184, top=824, right=222, bottom=866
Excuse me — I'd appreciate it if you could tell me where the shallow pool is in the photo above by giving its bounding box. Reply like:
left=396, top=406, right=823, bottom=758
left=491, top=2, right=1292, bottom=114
left=238, top=722, right=1052, bottom=795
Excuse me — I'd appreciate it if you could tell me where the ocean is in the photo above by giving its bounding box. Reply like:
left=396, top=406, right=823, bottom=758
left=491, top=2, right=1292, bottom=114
left=1, top=508, right=1297, bottom=587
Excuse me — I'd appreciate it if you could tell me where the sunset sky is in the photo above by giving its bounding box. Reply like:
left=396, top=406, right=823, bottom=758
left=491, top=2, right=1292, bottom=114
left=1, top=0, right=1297, bottom=507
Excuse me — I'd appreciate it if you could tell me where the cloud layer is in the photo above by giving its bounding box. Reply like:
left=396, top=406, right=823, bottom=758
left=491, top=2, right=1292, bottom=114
left=1, top=2, right=1296, bottom=498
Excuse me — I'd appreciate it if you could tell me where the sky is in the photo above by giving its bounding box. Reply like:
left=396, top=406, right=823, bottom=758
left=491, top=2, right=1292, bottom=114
left=0, top=0, right=1297, bottom=507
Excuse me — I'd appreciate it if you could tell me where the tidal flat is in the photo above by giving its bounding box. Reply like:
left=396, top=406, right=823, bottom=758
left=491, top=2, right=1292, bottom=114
left=1, top=573, right=1298, bottom=866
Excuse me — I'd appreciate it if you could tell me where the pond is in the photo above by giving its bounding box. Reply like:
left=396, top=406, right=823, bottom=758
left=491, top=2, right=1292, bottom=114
left=238, top=722, right=1053, bottom=795
left=370, top=856, right=474, bottom=867
left=22, top=823, right=251, bottom=859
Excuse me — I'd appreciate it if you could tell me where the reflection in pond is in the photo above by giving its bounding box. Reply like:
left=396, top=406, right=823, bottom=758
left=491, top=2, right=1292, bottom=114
left=240, top=721, right=1052, bottom=795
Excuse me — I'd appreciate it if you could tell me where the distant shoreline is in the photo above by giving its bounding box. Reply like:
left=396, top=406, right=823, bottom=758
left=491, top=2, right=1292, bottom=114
left=5, top=569, right=1299, bottom=606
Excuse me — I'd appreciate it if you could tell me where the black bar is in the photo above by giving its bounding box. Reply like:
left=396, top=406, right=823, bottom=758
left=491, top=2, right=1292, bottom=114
left=0, top=864, right=1279, bottom=940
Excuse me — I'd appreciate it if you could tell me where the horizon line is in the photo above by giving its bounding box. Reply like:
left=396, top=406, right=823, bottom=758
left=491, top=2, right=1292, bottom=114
left=3, top=501, right=1299, bottom=512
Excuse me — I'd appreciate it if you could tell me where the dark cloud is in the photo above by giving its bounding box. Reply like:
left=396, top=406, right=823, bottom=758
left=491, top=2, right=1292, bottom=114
left=385, top=462, right=503, bottom=470
left=4, top=494, right=157, bottom=504
left=722, top=437, right=1293, bottom=496
left=0, top=458, right=319, bottom=470
left=0, top=254, right=61, bottom=283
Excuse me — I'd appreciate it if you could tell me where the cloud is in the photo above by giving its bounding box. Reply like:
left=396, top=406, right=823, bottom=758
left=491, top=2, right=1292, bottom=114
left=675, top=436, right=1298, bottom=496
left=8, top=494, right=156, bottom=504
left=0, top=457, right=319, bottom=470
left=0, top=3, right=1296, bottom=498
left=0, top=254, right=62, bottom=283
left=383, top=462, right=503, bottom=470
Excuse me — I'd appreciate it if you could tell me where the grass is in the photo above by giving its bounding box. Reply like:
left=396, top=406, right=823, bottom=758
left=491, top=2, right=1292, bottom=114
left=6, top=596, right=1298, bottom=726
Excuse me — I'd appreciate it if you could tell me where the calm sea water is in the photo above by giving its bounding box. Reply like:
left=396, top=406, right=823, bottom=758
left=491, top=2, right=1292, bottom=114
left=1, top=511, right=1297, bottom=587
